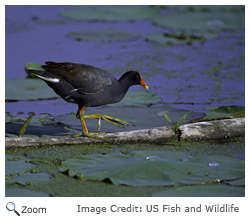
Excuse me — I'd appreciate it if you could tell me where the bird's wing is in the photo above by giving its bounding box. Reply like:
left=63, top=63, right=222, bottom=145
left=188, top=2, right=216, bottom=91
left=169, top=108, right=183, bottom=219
left=42, top=62, right=113, bottom=94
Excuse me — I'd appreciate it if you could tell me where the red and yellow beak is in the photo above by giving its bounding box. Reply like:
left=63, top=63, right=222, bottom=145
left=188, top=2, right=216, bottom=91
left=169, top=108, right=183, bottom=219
left=139, top=73, right=149, bottom=90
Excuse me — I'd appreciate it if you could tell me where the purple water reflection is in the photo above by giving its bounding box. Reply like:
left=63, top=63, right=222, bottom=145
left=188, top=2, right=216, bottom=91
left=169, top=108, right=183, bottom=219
left=234, top=154, right=245, bottom=160
left=5, top=5, right=245, bottom=115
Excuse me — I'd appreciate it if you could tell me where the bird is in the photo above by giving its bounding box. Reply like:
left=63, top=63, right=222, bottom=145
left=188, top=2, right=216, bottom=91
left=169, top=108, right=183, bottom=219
left=28, top=61, right=149, bottom=138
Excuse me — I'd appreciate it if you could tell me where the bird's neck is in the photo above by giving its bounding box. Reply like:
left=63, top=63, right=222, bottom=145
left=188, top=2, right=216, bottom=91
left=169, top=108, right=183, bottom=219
left=119, top=75, right=133, bottom=90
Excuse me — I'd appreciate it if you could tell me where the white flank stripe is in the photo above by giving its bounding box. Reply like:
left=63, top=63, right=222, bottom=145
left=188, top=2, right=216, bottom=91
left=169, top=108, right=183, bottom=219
left=37, top=75, right=60, bottom=83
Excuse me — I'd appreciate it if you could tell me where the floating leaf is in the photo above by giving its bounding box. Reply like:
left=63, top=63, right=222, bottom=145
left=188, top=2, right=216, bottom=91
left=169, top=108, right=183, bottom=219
left=153, top=11, right=245, bottom=32
left=153, top=184, right=244, bottom=197
left=5, top=187, right=50, bottom=197
left=59, top=150, right=244, bottom=187
left=151, top=5, right=245, bottom=13
left=68, top=28, right=141, bottom=42
left=5, top=113, right=74, bottom=137
left=6, top=122, right=74, bottom=137
left=60, top=6, right=157, bottom=22
left=205, top=106, right=245, bottom=119
left=109, top=90, right=161, bottom=107
left=55, top=106, right=204, bottom=132
left=145, top=31, right=218, bottom=45
left=5, top=154, right=36, bottom=176
left=6, top=172, right=54, bottom=186
left=6, top=78, right=59, bottom=101
left=25, top=62, right=43, bottom=78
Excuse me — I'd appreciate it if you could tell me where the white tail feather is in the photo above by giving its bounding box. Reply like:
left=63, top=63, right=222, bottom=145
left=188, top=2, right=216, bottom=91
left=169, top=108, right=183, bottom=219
left=36, top=75, right=60, bottom=83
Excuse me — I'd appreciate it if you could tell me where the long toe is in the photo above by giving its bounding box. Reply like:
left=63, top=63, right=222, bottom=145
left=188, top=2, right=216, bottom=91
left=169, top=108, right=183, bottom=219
left=73, top=131, right=109, bottom=141
left=102, top=115, right=135, bottom=127
left=86, top=132, right=110, bottom=142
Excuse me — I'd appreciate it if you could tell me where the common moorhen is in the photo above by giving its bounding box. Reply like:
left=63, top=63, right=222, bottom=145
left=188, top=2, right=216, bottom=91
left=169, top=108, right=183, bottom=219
left=28, top=61, right=149, bottom=137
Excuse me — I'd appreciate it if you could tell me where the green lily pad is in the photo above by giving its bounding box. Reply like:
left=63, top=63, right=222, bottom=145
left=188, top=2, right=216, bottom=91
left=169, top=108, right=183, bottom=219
left=109, top=89, right=161, bottom=107
left=5, top=113, right=74, bottom=137
left=153, top=184, right=244, bottom=197
left=25, top=62, right=43, bottom=78
left=145, top=31, right=218, bottom=45
left=205, top=106, right=245, bottom=119
left=6, top=172, right=53, bottom=186
left=5, top=154, right=36, bottom=176
left=152, top=5, right=244, bottom=13
left=60, top=6, right=157, bottom=22
left=153, top=11, right=245, bottom=32
left=68, top=28, right=141, bottom=42
left=5, top=187, right=50, bottom=197
left=6, top=78, right=59, bottom=101
left=6, top=113, right=55, bottom=125
left=59, top=150, right=244, bottom=187
left=55, top=106, right=204, bottom=132
left=5, top=122, right=74, bottom=137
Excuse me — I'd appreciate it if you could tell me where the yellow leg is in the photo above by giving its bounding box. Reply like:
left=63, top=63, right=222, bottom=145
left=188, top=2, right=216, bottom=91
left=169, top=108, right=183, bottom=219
left=79, top=107, right=88, bottom=134
left=74, top=106, right=107, bottom=140
left=78, top=106, right=87, bottom=135
left=83, top=114, right=134, bottom=130
left=75, top=106, right=134, bottom=139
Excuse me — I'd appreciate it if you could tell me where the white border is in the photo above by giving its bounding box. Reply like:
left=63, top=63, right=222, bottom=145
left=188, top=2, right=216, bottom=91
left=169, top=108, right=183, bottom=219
left=2, top=1, right=248, bottom=219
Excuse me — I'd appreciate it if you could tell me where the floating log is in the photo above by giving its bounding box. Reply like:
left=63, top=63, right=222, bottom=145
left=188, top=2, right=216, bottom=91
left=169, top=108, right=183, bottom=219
left=179, top=118, right=245, bottom=140
left=5, top=118, right=245, bottom=149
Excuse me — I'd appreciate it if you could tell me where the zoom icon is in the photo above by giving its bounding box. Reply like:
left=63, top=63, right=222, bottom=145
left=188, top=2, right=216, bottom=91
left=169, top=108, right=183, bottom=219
left=6, top=202, right=20, bottom=216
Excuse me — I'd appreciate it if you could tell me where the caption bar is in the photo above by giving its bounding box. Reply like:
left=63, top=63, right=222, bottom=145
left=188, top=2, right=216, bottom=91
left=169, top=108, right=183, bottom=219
left=77, top=203, right=239, bottom=214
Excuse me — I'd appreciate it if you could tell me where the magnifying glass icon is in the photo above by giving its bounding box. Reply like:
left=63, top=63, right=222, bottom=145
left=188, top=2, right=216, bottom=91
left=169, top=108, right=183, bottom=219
left=6, top=202, right=20, bottom=216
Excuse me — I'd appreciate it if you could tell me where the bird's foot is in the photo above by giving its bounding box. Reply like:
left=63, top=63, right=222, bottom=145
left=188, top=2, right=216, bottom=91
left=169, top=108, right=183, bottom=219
left=100, top=114, right=134, bottom=129
left=73, top=131, right=110, bottom=142
left=76, top=111, right=134, bottom=142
